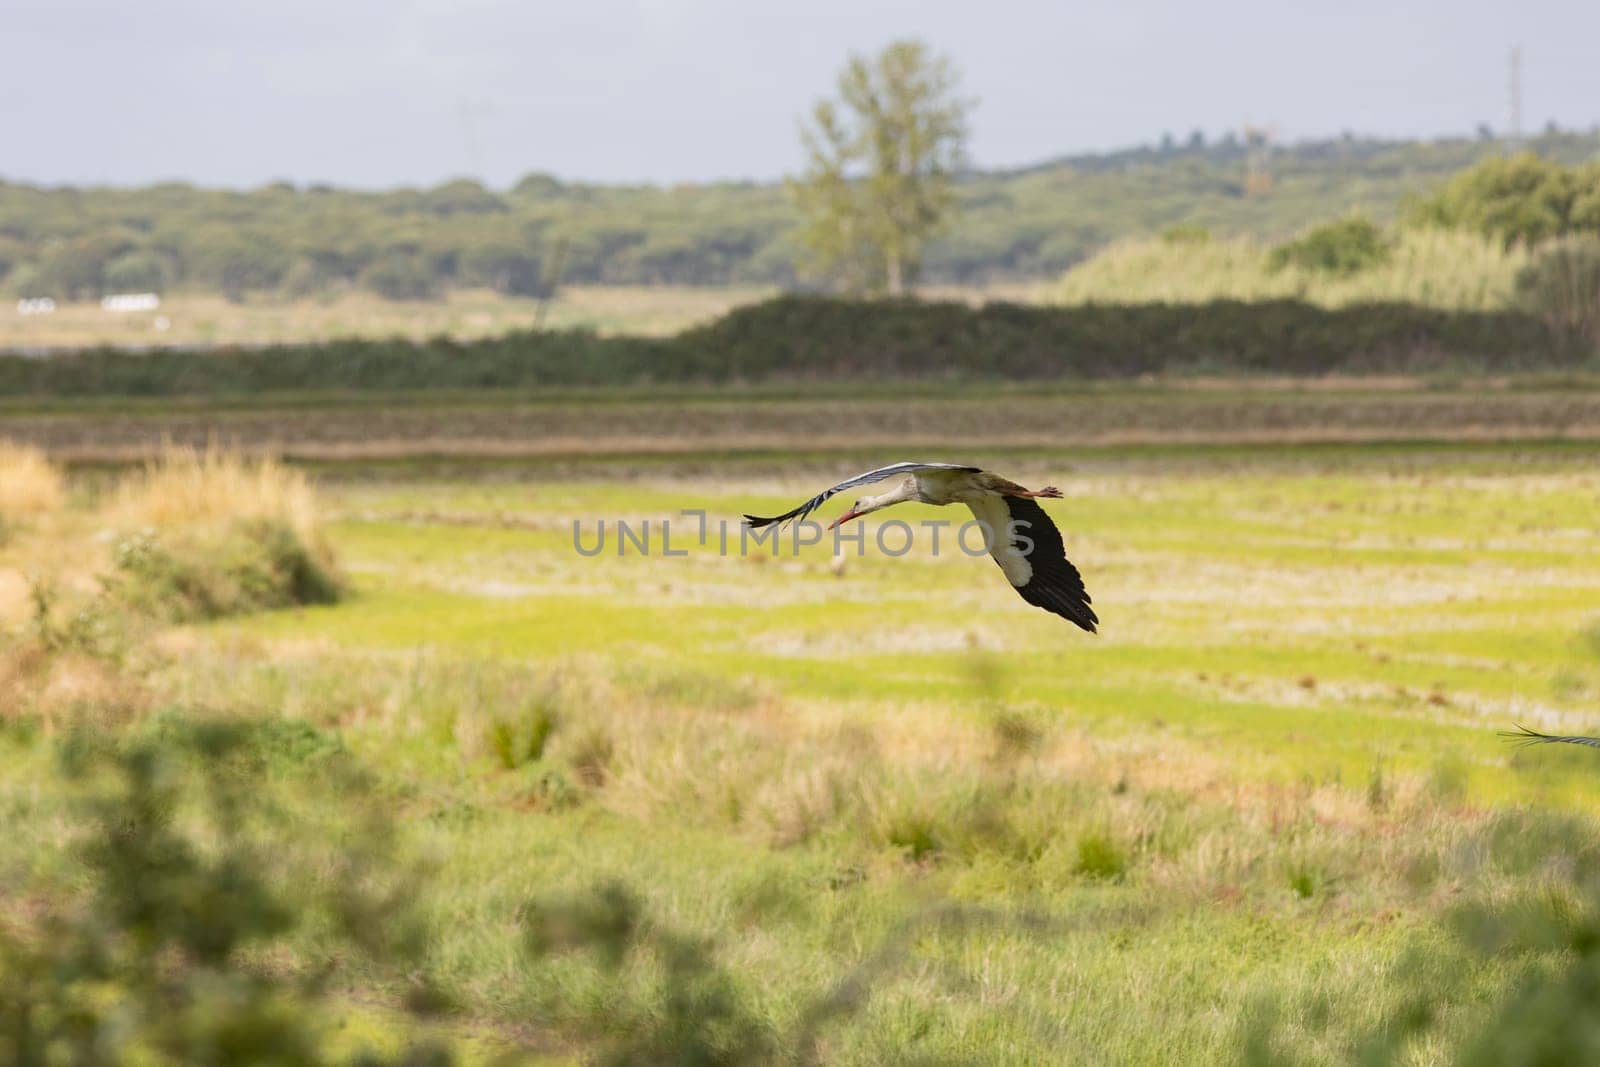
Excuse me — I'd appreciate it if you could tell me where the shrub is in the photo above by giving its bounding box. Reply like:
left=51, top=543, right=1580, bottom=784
left=1515, top=235, right=1600, bottom=348
left=109, top=448, right=340, bottom=620
left=0, top=719, right=444, bottom=1064
left=112, top=521, right=340, bottom=622
left=1268, top=215, right=1391, bottom=275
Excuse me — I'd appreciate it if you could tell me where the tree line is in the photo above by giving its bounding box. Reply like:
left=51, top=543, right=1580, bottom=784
left=2, top=40, right=1598, bottom=304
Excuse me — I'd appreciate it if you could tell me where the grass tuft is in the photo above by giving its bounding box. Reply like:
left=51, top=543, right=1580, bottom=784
left=567, top=726, right=615, bottom=788
left=115, top=445, right=327, bottom=554
left=0, top=441, right=65, bottom=522
left=1074, top=831, right=1128, bottom=881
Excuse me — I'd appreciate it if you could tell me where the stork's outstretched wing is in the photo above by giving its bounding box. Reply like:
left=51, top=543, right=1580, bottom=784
left=964, top=494, right=1097, bottom=633
left=1501, top=724, right=1600, bottom=749
left=743, top=462, right=981, bottom=529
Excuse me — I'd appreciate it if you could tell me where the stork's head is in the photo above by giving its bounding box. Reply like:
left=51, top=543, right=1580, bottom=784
left=829, top=498, right=868, bottom=529
left=831, top=478, right=919, bottom=529
left=830, top=492, right=903, bottom=529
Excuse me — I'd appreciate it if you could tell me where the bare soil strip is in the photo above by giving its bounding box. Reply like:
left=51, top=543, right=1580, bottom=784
left=6, top=388, right=1600, bottom=461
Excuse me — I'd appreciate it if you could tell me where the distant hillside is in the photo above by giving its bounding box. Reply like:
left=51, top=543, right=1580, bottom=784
left=3, top=131, right=1597, bottom=299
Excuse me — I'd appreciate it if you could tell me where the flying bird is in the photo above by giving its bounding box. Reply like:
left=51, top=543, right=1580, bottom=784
left=743, top=462, right=1097, bottom=632
left=1501, top=724, right=1600, bottom=749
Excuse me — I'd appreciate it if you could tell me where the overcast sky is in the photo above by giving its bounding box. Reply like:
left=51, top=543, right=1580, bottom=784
left=4, top=0, right=1597, bottom=190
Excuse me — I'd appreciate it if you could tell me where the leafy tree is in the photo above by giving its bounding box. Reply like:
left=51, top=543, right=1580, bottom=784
left=1268, top=215, right=1391, bottom=275
left=278, top=257, right=326, bottom=299
left=511, top=172, right=565, bottom=199
left=791, top=40, right=972, bottom=295
left=360, top=249, right=439, bottom=301
left=103, top=250, right=169, bottom=293
left=38, top=236, right=123, bottom=299
left=192, top=231, right=292, bottom=301
left=419, top=179, right=506, bottom=217
left=6, top=262, right=43, bottom=297
left=458, top=237, right=544, bottom=296
left=1409, top=153, right=1600, bottom=247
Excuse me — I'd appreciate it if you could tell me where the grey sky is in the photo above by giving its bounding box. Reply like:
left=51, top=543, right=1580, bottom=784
left=4, top=0, right=1596, bottom=189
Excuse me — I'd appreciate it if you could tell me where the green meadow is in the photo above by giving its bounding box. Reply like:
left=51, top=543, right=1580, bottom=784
left=6, top=434, right=1600, bottom=1063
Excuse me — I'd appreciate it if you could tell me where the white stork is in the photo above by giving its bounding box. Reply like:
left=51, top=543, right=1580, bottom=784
left=743, top=461, right=1097, bottom=633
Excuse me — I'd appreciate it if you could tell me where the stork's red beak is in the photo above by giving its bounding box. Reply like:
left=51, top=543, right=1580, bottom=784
left=829, top=508, right=861, bottom=530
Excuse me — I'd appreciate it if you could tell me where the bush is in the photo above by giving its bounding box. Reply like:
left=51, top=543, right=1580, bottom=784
left=0, top=719, right=445, bottom=1064
left=109, top=448, right=340, bottom=620
left=112, top=520, right=340, bottom=622
left=1268, top=215, right=1391, bottom=275
left=1515, top=235, right=1600, bottom=348
left=672, top=294, right=1554, bottom=379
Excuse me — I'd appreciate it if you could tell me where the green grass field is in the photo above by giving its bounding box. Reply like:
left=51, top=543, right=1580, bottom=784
left=5, top=429, right=1600, bottom=1062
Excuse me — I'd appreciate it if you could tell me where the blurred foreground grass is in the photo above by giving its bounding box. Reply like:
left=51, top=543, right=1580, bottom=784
left=4, top=441, right=1600, bottom=1062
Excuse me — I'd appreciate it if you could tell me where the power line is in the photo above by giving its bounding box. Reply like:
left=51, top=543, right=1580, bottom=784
left=1505, top=45, right=1523, bottom=148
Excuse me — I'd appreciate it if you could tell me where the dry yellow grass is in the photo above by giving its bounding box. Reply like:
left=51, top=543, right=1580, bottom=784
left=0, top=283, right=1052, bottom=351
left=1052, top=228, right=1531, bottom=310
left=114, top=445, right=328, bottom=558
left=0, top=442, right=64, bottom=518
left=0, top=285, right=776, bottom=349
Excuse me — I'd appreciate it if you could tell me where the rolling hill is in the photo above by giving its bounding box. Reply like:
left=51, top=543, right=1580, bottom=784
left=3, top=130, right=1597, bottom=300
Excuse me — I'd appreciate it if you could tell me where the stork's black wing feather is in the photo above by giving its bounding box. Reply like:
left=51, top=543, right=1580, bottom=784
left=742, top=461, right=981, bottom=529
left=1500, top=724, right=1600, bottom=749
left=996, top=496, right=1097, bottom=633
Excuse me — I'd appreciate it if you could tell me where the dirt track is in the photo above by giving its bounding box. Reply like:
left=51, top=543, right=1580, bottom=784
left=6, top=388, right=1600, bottom=461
